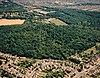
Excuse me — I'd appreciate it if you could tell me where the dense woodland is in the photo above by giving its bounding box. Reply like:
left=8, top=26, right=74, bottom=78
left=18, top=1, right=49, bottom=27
left=0, top=22, right=100, bottom=59
left=0, top=1, right=26, bottom=12
left=0, top=1, right=100, bottom=60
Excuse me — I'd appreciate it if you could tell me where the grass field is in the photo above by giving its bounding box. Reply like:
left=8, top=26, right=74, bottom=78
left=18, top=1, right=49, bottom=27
left=33, top=9, right=49, bottom=14
left=80, top=43, right=100, bottom=56
left=44, top=18, right=67, bottom=26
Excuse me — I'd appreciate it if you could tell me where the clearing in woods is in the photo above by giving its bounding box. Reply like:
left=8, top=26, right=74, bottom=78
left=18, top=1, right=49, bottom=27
left=0, top=19, right=25, bottom=26
left=33, top=9, right=49, bottom=14
left=44, top=18, right=67, bottom=26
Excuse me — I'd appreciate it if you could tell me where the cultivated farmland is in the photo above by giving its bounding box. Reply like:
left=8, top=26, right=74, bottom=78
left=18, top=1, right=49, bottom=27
left=0, top=19, right=25, bottom=26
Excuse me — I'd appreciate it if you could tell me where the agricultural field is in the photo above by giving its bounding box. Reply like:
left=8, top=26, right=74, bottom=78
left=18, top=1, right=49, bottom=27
left=0, top=19, right=25, bottom=26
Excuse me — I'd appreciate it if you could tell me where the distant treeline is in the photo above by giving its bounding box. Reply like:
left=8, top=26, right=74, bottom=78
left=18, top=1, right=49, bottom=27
left=41, top=7, right=100, bottom=27
left=65, top=3, right=100, bottom=6
left=0, top=1, right=26, bottom=12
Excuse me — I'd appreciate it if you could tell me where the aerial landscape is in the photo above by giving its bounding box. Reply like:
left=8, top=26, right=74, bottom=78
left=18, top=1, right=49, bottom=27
left=0, top=0, right=100, bottom=78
